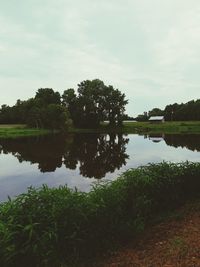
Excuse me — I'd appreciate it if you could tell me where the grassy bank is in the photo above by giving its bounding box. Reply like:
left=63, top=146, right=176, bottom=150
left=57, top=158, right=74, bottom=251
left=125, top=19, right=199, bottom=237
left=1, top=121, right=200, bottom=138
left=69, top=121, right=200, bottom=134
left=0, top=125, right=53, bottom=139
left=122, top=121, right=200, bottom=134
left=0, top=162, right=200, bottom=267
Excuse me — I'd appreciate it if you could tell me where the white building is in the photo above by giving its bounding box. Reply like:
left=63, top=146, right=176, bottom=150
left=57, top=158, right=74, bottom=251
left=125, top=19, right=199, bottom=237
left=148, top=116, right=165, bottom=123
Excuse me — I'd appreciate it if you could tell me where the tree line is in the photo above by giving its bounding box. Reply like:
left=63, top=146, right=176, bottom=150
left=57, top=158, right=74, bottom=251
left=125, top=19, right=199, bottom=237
left=0, top=79, right=128, bottom=129
left=136, top=99, right=200, bottom=121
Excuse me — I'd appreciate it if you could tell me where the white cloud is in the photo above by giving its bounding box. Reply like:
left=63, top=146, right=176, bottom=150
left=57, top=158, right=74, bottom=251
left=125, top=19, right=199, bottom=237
left=0, top=0, right=200, bottom=115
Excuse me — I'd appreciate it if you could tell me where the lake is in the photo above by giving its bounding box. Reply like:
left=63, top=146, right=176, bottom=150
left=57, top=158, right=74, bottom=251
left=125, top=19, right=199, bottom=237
left=0, top=133, right=199, bottom=202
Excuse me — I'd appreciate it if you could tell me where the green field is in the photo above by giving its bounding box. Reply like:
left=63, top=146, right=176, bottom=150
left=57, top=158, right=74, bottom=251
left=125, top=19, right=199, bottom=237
left=121, top=121, right=200, bottom=134
left=0, top=125, right=51, bottom=139
left=0, top=121, right=200, bottom=138
left=69, top=121, right=200, bottom=134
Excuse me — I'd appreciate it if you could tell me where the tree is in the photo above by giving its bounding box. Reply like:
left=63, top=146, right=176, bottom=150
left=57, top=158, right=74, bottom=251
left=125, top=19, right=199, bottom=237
left=44, top=104, right=70, bottom=131
left=35, top=88, right=61, bottom=106
left=103, top=86, right=128, bottom=126
left=62, top=79, right=128, bottom=128
left=148, top=108, right=164, bottom=117
left=136, top=112, right=148, bottom=121
left=62, top=89, right=80, bottom=127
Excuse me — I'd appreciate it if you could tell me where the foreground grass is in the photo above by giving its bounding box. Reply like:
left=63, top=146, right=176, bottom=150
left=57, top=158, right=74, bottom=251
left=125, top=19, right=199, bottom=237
left=0, top=162, right=200, bottom=267
left=0, top=124, right=52, bottom=138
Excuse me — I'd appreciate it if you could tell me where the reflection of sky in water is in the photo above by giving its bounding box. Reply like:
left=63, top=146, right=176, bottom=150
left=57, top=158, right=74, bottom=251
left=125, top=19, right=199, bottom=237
left=0, top=134, right=199, bottom=202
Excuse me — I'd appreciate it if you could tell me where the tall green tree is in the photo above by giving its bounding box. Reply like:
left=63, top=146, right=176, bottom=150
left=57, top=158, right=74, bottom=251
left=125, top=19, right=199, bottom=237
left=43, top=104, right=70, bottom=131
left=62, top=79, right=128, bottom=128
left=35, top=88, right=61, bottom=105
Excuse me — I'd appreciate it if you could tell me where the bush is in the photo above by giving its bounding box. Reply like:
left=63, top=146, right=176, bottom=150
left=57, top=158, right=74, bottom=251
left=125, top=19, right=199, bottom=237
left=0, top=162, right=200, bottom=266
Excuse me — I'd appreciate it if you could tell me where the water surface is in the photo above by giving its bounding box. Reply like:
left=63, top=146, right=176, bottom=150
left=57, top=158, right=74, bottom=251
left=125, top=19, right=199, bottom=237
left=0, top=133, right=199, bottom=202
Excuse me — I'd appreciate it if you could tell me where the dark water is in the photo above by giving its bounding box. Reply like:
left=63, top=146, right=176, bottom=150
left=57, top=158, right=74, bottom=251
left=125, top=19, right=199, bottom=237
left=0, top=133, right=199, bottom=202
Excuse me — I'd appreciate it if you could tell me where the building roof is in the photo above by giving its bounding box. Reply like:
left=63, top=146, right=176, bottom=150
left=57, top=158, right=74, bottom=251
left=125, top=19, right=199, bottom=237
left=149, top=116, right=164, bottom=121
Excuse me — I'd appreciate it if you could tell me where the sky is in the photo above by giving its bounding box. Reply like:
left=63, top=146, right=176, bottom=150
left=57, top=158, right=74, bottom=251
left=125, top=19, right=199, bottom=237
left=0, top=0, right=200, bottom=116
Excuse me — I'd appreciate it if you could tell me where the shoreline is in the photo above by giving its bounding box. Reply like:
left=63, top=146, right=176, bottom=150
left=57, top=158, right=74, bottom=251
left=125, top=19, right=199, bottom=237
left=0, top=121, right=200, bottom=139
left=0, top=125, right=55, bottom=139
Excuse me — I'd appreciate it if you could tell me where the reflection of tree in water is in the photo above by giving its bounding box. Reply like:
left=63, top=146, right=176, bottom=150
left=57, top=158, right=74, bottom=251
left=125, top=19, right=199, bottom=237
left=164, top=134, right=200, bottom=152
left=0, top=133, right=129, bottom=179
left=63, top=133, right=129, bottom=179
left=0, top=135, right=69, bottom=172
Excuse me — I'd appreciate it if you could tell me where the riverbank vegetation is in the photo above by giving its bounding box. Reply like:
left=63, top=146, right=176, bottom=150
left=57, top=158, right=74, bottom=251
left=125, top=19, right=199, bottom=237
left=0, top=125, right=52, bottom=139
left=69, top=121, right=200, bottom=134
left=0, top=89, right=70, bottom=131
left=0, top=120, right=200, bottom=139
left=1, top=81, right=199, bottom=139
left=0, top=79, right=128, bottom=130
left=121, top=121, right=200, bottom=134
left=137, top=99, right=200, bottom=121
left=0, top=162, right=200, bottom=267
left=0, top=80, right=199, bottom=135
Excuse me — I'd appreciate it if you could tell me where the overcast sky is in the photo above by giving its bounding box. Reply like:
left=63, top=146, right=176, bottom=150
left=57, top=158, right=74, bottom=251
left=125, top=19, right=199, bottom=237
left=0, top=0, right=200, bottom=116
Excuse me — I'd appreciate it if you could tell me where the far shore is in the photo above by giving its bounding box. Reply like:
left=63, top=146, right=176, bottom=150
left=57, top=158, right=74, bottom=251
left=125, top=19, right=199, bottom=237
left=0, top=124, right=52, bottom=139
left=0, top=121, right=200, bottom=138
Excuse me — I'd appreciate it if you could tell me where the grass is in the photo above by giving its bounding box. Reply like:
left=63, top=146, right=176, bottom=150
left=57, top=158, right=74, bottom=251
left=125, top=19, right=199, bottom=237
left=1, top=121, right=200, bottom=138
left=0, top=125, right=53, bottom=139
left=0, top=161, right=200, bottom=267
left=68, top=121, right=200, bottom=134
left=121, top=121, right=200, bottom=134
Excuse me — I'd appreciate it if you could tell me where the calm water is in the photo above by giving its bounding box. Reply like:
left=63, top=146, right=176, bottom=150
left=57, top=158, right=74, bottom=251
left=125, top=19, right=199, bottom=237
left=0, top=133, right=200, bottom=202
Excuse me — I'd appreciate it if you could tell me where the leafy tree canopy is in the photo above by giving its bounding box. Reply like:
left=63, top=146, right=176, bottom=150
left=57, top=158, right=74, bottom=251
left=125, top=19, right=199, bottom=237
left=62, top=79, right=128, bottom=128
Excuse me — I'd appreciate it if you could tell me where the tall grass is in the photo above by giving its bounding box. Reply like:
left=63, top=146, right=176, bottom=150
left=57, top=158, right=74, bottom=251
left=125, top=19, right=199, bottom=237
left=0, top=162, right=200, bottom=266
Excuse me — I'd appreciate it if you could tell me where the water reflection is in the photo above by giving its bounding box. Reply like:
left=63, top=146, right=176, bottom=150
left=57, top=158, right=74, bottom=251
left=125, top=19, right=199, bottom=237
left=164, top=134, right=200, bottom=152
left=0, top=134, right=129, bottom=179
left=0, top=133, right=199, bottom=181
left=145, top=133, right=200, bottom=152
left=0, top=133, right=199, bottom=202
left=148, top=133, right=165, bottom=143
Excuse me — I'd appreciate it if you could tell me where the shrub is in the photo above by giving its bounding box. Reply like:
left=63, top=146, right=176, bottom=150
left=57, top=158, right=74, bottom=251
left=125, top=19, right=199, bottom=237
left=0, top=162, right=200, bottom=266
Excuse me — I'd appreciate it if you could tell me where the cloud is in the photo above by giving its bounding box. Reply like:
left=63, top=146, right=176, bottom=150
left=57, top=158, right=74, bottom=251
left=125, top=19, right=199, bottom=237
left=0, top=0, right=200, bottom=115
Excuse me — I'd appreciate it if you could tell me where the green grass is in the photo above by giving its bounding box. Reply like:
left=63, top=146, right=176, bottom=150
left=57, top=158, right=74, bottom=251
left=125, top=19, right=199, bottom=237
left=121, top=121, right=200, bottom=134
left=1, top=121, right=200, bottom=138
left=0, top=161, right=200, bottom=267
left=0, top=125, right=53, bottom=139
left=68, top=121, right=200, bottom=134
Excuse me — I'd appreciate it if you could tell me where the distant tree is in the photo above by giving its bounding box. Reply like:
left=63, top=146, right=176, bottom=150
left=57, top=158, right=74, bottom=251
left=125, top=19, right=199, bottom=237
left=0, top=105, right=11, bottom=123
left=136, top=112, right=148, bottom=121
left=62, top=88, right=81, bottom=127
left=0, top=88, right=71, bottom=131
left=35, top=88, right=61, bottom=106
left=62, top=89, right=76, bottom=107
left=62, top=79, right=128, bottom=128
left=137, top=99, right=200, bottom=122
left=104, top=85, right=128, bottom=126
left=27, top=101, right=43, bottom=128
left=44, top=104, right=70, bottom=131
left=148, top=108, right=164, bottom=117
left=122, top=114, right=135, bottom=121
